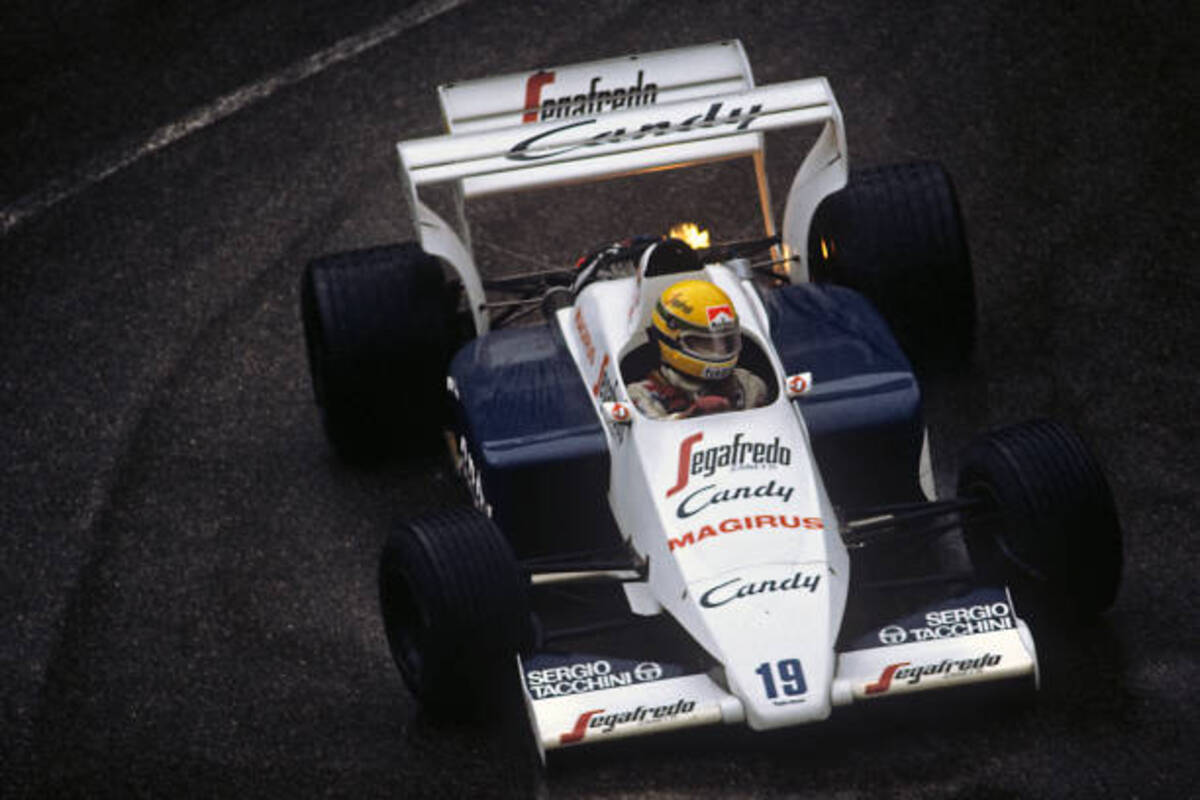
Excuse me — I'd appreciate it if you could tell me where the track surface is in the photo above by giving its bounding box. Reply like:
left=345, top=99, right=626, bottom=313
left=3, top=1, right=1197, bottom=796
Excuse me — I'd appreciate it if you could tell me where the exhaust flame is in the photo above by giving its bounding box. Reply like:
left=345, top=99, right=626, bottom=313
left=668, top=222, right=710, bottom=250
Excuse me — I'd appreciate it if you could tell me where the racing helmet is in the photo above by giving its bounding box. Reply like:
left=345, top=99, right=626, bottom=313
left=650, top=280, right=742, bottom=381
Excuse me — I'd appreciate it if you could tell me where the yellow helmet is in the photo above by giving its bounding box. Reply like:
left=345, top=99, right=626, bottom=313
left=650, top=280, right=741, bottom=381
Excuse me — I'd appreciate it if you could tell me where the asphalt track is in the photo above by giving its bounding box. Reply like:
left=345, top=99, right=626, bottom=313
left=3, top=1, right=1197, bottom=796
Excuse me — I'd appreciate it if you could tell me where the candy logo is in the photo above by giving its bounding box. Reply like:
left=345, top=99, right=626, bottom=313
left=675, top=480, right=795, bottom=519
left=507, top=101, right=763, bottom=162
left=699, top=570, right=821, bottom=608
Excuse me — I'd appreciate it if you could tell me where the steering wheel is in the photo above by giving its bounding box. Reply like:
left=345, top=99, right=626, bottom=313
left=570, top=236, right=659, bottom=298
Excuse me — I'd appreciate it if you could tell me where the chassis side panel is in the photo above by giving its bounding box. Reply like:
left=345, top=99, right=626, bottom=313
left=448, top=326, right=617, bottom=555
left=767, top=284, right=925, bottom=507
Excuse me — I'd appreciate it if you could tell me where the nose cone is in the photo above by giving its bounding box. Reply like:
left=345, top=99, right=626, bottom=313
left=692, top=563, right=837, bottom=730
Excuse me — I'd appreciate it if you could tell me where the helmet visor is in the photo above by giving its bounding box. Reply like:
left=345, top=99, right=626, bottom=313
left=679, top=330, right=741, bottom=361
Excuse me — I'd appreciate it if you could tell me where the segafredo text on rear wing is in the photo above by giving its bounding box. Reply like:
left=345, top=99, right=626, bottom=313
left=437, top=41, right=757, bottom=134
left=394, top=41, right=849, bottom=334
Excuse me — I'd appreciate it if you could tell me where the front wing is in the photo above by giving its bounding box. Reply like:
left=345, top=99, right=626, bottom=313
left=519, top=587, right=1037, bottom=758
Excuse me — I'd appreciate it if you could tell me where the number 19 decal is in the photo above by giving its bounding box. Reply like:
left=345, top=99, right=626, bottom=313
left=755, top=659, right=807, bottom=700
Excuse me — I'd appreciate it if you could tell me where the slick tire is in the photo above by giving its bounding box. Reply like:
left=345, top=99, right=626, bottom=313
left=957, top=419, right=1122, bottom=619
left=301, top=243, right=455, bottom=463
left=808, top=161, right=975, bottom=372
left=379, top=506, right=533, bottom=719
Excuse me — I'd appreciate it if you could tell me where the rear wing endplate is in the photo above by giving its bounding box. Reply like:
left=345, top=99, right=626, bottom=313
left=396, top=41, right=848, bottom=333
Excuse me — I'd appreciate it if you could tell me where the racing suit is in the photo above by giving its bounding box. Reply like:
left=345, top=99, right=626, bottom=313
left=628, top=365, right=768, bottom=419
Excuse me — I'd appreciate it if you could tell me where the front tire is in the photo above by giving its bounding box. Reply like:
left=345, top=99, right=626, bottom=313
left=379, top=507, right=533, bottom=719
left=957, top=419, right=1122, bottom=618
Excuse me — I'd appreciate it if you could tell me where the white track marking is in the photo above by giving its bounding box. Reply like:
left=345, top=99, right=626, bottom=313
left=0, top=0, right=468, bottom=237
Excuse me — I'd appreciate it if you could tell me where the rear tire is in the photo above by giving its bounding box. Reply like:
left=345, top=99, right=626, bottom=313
left=301, top=243, right=455, bottom=463
left=379, top=507, right=533, bottom=719
left=957, top=419, right=1122, bottom=619
left=808, top=161, right=975, bottom=371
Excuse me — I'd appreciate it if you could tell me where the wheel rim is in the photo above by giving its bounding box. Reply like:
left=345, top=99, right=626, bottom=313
left=961, top=478, right=1050, bottom=585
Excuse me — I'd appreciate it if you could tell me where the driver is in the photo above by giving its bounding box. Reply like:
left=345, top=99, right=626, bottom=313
left=628, top=278, right=768, bottom=419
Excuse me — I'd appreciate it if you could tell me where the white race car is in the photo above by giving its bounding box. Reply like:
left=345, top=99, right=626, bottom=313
left=300, top=42, right=1122, bottom=759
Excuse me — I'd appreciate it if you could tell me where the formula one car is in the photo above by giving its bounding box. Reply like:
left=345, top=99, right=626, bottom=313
left=300, top=42, right=1122, bottom=759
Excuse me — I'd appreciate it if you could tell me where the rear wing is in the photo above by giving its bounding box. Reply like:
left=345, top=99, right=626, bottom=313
left=396, top=41, right=848, bottom=333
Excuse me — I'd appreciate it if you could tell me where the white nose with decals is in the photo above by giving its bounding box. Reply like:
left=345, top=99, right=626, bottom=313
left=626, top=404, right=848, bottom=731
left=691, top=562, right=838, bottom=729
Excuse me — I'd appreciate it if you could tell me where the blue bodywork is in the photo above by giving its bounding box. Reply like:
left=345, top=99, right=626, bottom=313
left=766, top=284, right=925, bottom=509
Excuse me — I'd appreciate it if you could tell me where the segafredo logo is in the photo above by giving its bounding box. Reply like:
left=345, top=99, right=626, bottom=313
left=559, top=699, right=696, bottom=745
left=666, top=432, right=792, bottom=497
left=522, top=69, right=659, bottom=124
left=508, top=100, right=763, bottom=161
left=864, top=653, right=1003, bottom=695
left=699, top=570, right=821, bottom=609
